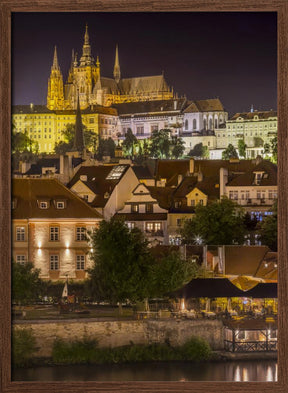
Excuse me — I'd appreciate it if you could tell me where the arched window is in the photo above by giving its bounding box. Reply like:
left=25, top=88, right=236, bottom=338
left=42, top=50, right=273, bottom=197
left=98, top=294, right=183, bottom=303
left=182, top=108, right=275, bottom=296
left=193, top=119, right=197, bottom=130
left=203, top=119, right=207, bottom=130
left=185, top=119, right=188, bottom=130
left=215, top=119, right=218, bottom=128
left=209, top=118, right=213, bottom=129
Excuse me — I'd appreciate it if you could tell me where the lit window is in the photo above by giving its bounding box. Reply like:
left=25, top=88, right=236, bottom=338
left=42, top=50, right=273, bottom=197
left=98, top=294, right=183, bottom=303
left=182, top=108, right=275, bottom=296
left=50, top=255, right=59, bottom=270
left=146, top=203, right=153, bottom=213
left=16, top=227, right=25, bottom=241
left=16, top=255, right=26, bottom=265
left=76, top=255, right=85, bottom=270
left=106, top=165, right=126, bottom=180
left=50, top=227, right=59, bottom=241
left=76, top=227, right=86, bottom=241
left=126, top=222, right=135, bottom=230
left=131, top=204, right=139, bottom=213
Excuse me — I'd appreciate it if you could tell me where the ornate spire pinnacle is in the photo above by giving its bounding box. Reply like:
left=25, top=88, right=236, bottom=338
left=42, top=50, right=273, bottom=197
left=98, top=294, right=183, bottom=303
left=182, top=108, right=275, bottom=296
left=52, top=46, right=59, bottom=70
left=113, top=44, right=121, bottom=83
left=96, top=55, right=100, bottom=67
left=84, top=23, right=89, bottom=45
left=73, top=93, right=85, bottom=152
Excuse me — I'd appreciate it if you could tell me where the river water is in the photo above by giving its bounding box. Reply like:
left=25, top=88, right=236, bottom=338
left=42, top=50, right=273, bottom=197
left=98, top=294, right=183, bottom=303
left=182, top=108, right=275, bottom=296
left=13, top=360, right=277, bottom=382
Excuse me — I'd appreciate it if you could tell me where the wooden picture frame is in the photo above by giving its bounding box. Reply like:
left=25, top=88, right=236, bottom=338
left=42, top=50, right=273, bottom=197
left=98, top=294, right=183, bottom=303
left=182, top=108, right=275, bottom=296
left=1, top=1, right=287, bottom=392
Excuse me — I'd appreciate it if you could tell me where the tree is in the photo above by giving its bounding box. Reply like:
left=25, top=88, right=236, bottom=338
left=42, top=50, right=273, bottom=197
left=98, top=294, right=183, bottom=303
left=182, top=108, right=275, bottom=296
left=88, top=218, right=153, bottom=312
left=96, top=137, right=116, bottom=160
left=271, top=136, right=277, bottom=163
left=122, top=128, right=138, bottom=158
left=189, top=143, right=208, bottom=158
left=253, top=137, right=264, bottom=148
left=149, top=129, right=171, bottom=158
left=151, top=252, right=203, bottom=296
left=238, top=139, right=247, bottom=158
left=180, top=197, right=246, bottom=245
left=54, top=123, right=96, bottom=154
left=258, top=201, right=277, bottom=251
left=171, top=136, right=185, bottom=159
left=12, top=262, right=45, bottom=305
left=222, top=144, right=239, bottom=160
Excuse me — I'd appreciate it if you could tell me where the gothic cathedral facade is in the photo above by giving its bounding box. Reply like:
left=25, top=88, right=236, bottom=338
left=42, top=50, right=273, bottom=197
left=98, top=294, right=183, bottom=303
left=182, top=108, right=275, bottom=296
left=47, top=25, right=174, bottom=110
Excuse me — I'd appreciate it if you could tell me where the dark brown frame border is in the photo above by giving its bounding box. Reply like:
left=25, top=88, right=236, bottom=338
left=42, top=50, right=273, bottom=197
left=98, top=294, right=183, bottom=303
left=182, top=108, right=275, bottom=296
left=1, top=1, right=287, bottom=392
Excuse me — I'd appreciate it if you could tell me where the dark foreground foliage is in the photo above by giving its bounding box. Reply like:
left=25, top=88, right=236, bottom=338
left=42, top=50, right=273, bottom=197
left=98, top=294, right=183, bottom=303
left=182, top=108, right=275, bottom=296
left=12, top=328, right=38, bottom=367
left=52, top=336, right=211, bottom=365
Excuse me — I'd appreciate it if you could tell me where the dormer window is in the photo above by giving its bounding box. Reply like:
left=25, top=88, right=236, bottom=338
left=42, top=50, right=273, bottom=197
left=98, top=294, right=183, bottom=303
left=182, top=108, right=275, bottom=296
left=56, top=201, right=65, bottom=209
left=40, top=201, right=48, bottom=209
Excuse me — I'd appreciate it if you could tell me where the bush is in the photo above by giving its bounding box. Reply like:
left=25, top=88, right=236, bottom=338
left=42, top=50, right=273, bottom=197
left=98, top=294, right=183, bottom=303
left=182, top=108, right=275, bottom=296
left=52, top=336, right=211, bottom=365
left=180, top=336, right=211, bottom=361
left=12, top=328, right=38, bottom=367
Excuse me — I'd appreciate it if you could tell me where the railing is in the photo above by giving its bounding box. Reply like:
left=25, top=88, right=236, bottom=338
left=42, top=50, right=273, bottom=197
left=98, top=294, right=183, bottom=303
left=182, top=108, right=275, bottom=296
left=230, top=198, right=276, bottom=206
left=224, top=339, right=277, bottom=352
left=145, top=230, right=164, bottom=237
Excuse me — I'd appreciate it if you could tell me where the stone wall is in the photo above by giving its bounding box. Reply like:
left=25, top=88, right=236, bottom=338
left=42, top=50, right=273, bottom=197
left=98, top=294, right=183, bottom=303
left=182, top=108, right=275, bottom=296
left=13, top=319, right=224, bottom=357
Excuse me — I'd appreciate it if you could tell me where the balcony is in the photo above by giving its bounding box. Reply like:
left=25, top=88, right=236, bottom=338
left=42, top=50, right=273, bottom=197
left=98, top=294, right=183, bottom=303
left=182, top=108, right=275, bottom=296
left=231, top=198, right=275, bottom=206
left=145, top=230, right=164, bottom=237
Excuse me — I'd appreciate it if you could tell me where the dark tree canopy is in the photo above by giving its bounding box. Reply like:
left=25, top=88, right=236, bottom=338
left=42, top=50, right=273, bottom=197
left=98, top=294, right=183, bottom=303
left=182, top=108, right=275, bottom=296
left=12, top=262, right=45, bottom=305
left=259, top=201, right=277, bottom=251
left=222, top=144, right=239, bottom=160
left=122, top=128, right=138, bottom=158
left=149, top=129, right=171, bottom=158
left=170, top=136, right=185, bottom=159
left=237, top=139, right=247, bottom=158
left=180, top=197, right=246, bottom=245
left=54, top=123, right=97, bottom=154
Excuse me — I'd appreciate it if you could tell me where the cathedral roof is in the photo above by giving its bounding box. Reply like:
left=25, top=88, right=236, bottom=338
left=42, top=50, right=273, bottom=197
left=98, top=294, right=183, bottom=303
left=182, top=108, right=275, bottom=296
left=119, top=74, right=169, bottom=94
left=93, top=77, right=119, bottom=94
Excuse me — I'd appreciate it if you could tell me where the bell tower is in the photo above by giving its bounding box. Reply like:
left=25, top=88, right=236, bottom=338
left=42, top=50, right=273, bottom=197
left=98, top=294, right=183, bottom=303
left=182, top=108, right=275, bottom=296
left=47, top=46, right=64, bottom=110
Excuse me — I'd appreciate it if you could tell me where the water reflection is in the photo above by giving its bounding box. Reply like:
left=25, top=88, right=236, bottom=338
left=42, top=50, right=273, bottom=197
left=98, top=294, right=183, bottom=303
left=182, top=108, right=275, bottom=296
left=13, top=360, right=277, bottom=382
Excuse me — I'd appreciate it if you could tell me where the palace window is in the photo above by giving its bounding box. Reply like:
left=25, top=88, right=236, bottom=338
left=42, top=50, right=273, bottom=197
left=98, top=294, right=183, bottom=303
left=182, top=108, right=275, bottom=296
left=50, top=255, right=59, bottom=270
left=76, top=226, right=86, bottom=241
left=50, top=226, right=59, bottom=241
left=146, top=203, right=153, bottom=213
left=16, top=255, right=26, bottom=265
left=193, top=119, right=197, bottom=129
left=185, top=119, right=188, bottom=130
left=76, top=255, right=85, bottom=270
left=16, top=226, right=25, bottom=241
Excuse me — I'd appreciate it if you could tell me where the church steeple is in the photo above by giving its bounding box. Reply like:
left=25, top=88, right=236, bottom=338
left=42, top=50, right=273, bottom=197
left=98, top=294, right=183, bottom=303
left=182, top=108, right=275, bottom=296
left=73, top=93, right=85, bottom=153
left=113, top=44, right=121, bottom=83
left=47, top=46, right=64, bottom=110
left=52, top=46, right=60, bottom=70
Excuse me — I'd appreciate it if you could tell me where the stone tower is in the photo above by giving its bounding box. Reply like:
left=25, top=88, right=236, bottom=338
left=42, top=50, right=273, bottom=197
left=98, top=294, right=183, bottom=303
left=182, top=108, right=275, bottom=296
left=47, top=46, right=64, bottom=110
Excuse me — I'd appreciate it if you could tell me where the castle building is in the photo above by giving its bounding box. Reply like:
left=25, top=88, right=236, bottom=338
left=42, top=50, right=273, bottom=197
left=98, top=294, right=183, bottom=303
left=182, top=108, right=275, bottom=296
left=47, top=25, right=174, bottom=110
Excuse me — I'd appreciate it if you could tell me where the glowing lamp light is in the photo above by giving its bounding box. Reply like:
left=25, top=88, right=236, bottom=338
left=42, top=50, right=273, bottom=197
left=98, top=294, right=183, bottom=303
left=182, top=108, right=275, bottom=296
left=90, top=248, right=93, bottom=253
left=38, top=242, right=42, bottom=249
left=65, top=242, right=70, bottom=249
left=180, top=298, right=186, bottom=311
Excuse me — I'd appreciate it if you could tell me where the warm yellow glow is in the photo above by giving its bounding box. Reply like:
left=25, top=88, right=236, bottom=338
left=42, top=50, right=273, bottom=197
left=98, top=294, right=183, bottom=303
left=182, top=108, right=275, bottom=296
left=243, top=367, right=249, bottom=382
left=66, top=242, right=70, bottom=249
left=180, top=298, right=186, bottom=311
left=37, top=249, right=42, bottom=256
left=267, top=366, right=273, bottom=382
left=234, top=366, right=241, bottom=382
left=38, top=241, right=42, bottom=248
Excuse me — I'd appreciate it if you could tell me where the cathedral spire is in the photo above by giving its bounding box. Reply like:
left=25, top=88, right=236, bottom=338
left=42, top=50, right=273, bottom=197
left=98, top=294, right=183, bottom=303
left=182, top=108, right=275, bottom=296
left=113, top=44, right=121, bottom=83
left=73, top=93, right=85, bottom=153
left=80, top=24, right=93, bottom=66
left=52, top=46, right=59, bottom=70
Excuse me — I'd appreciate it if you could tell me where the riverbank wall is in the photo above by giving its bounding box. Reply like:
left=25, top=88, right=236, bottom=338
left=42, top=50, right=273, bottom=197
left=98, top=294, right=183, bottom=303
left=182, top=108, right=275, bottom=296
left=13, top=318, right=224, bottom=357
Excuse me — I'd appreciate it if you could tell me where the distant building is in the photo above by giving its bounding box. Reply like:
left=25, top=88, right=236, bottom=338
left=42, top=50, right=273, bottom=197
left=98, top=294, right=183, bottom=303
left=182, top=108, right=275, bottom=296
left=215, top=110, right=277, bottom=158
left=47, top=26, right=174, bottom=110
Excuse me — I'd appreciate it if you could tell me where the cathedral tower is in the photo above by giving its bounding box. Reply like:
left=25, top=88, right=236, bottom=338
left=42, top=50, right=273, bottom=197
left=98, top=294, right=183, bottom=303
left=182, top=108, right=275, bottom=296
left=47, top=46, right=64, bottom=110
left=113, top=45, right=121, bottom=84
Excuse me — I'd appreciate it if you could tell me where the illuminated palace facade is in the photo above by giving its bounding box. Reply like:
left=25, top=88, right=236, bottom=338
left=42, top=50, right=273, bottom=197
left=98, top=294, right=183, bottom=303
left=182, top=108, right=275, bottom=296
left=47, top=25, right=174, bottom=110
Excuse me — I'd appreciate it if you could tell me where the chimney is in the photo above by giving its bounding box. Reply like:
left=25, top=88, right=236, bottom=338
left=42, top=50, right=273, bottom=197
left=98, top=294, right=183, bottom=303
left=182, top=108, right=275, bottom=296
left=21, top=161, right=31, bottom=174
left=177, top=174, right=183, bottom=185
left=189, top=158, right=195, bottom=174
left=197, top=170, right=203, bottom=182
left=219, top=167, right=228, bottom=197
left=30, top=103, right=34, bottom=111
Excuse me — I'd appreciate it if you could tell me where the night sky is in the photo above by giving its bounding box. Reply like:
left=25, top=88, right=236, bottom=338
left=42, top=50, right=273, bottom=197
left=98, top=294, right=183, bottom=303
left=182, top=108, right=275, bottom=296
left=12, top=12, right=277, bottom=116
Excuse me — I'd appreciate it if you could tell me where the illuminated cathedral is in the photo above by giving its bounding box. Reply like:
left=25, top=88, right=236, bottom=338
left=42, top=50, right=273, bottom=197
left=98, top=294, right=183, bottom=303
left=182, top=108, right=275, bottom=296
left=47, top=25, right=174, bottom=110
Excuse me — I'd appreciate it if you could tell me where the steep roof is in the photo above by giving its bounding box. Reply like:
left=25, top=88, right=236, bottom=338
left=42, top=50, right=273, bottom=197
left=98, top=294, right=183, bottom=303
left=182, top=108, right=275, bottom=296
left=147, top=186, right=174, bottom=210
left=24, top=156, right=83, bottom=175
left=119, top=74, right=170, bottom=95
left=12, top=178, right=102, bottom=219
left=68, top=164, right=129, bottom=207
left=184, top=98, right=224, bottom=113
left=230, top=110, right=277, bottom=120
left=132, top=165, right=154, bottom=180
